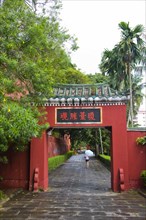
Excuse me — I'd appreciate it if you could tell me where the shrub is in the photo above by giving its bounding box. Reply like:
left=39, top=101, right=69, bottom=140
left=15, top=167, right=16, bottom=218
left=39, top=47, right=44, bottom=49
left=0, top=190, right=7, bottom=200
left=48, top=151, right=74, bottom=172
left=98, top=154, right=111, bottom=170
left=136, top=136, right=146, bottom=146
left=140, top=170, right=146, bottom=187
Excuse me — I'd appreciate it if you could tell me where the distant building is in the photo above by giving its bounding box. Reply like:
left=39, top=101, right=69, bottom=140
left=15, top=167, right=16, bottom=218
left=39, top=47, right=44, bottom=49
left=0, top=0, right=4, bottom=5
left=133, top=65, right=146, bottom=127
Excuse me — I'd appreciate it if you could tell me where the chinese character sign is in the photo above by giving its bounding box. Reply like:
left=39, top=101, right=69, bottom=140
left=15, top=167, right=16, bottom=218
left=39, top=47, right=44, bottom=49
left=56, top=108, right=102, bottom=124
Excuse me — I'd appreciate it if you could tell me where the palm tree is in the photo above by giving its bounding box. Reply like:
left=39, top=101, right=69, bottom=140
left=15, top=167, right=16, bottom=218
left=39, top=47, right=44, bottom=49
left=100, top=22, right=145, bottom=127
left=118, top=22, right=145, bottom=127
left=99, top=47, right=127, bottom=90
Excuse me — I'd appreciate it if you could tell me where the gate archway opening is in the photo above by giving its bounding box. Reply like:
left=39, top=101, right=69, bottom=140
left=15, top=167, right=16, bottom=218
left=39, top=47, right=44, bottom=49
left=48, top=126, right=112, bottom=190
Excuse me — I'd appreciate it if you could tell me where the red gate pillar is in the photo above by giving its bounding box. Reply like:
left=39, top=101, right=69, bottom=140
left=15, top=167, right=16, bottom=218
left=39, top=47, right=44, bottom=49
left=29, top=131, right=48, bottom=191
left=111, top=106, right=129, bottom=192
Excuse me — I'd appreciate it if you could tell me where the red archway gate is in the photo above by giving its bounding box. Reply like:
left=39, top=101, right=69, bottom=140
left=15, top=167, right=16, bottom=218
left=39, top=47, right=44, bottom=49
left=46, top=104, right=128, bottom=192
left=30, top=84, right=130, bottom=192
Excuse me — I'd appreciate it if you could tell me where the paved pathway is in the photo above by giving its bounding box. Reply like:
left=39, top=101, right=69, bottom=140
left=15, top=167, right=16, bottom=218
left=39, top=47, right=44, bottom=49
left=0, top=154, right=146, bottom=219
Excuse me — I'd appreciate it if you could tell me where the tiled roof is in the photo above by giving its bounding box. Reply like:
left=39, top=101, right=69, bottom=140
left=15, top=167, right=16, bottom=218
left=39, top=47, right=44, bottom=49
left=45, top=84, right=129, bottom=106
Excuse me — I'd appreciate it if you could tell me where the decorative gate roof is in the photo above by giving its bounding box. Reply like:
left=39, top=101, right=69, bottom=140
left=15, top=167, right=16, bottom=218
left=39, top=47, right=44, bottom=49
left=47, top=83, right=129, bottom=106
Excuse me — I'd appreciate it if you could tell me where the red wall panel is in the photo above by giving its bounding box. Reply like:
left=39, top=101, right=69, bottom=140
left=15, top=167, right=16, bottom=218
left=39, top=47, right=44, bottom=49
left=127, top=130, right=146, bottom=188
left=0, top=148, right=29, bottom=189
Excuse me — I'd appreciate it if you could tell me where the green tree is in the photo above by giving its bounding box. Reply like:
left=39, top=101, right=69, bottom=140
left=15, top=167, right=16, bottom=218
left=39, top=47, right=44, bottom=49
left=63, top=67, right=91, bottom=84
left=0, top=0, right=77, bottom=162
left=0, top=0, right=76, bottom=102
left=88, top=72, right=109, bottom=84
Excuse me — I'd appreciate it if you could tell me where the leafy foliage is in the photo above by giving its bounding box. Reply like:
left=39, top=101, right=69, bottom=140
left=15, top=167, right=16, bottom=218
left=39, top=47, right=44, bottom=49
left=0, top=0, right=78, bottom=163
left=0, top=101, right=49, bottom=152
left=136, top=136, right=146, bottom=146
left=88, top=73, right=109, bottom=84
left=54, top=127, right=111, bottom=156
left=0, top=0, right=77, bottom=101
left=63, top=67, right=91, bottom=84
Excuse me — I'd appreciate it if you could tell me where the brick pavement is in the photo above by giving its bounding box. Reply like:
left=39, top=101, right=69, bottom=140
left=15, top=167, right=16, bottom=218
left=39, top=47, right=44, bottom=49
left=0, top=154, right=146, bottom=220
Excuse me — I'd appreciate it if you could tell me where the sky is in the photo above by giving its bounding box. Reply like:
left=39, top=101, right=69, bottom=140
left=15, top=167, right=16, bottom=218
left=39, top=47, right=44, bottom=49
left=60, top=0, right=146, bottom=74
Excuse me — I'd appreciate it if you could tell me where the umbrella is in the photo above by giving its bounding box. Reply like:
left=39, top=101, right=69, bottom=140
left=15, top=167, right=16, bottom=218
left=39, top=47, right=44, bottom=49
left=85, top=150, right=94, bottom=157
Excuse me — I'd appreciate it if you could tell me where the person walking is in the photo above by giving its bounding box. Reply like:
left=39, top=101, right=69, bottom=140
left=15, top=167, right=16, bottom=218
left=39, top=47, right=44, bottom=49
left=85, top=155, right=89, bottom=168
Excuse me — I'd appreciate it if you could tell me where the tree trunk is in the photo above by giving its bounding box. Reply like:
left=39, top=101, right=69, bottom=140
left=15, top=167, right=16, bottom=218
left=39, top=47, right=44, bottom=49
left=95, top=129, right=99, bottom=156
left=127, top=110, right=131, bottom=127
left=127, top=62, right=133, bottom=127
left=99, top=128, right=103, bottom=154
